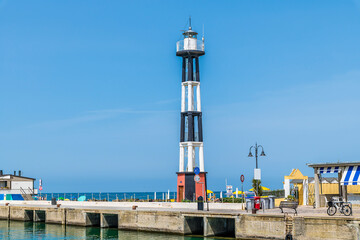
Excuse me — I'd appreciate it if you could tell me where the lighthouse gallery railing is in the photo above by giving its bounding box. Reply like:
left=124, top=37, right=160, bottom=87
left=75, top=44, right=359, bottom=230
left=176, top=40, right=204, bottom=52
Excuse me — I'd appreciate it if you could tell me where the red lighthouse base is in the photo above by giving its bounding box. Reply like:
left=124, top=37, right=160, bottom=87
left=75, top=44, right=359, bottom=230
left=176, top=172, right=207, bottom=202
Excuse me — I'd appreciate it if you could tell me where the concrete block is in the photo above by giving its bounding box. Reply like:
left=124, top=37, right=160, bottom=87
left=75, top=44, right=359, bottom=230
left=66, top=209, right=87, bottom=226
left=9, top=207, right=27, bottom=221
left=294, top=217, right=359, bottom=240
left=45, top=208, right=66, bottom=225
left=118, top=210, right=183, bottom=234
left=235, top=215, right=285, bottom=239
left=0, top=206, right=9, bottom=219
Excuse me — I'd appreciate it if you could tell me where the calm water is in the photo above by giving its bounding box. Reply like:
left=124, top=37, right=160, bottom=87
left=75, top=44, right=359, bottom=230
left=0, top=220, right=229, bottom=240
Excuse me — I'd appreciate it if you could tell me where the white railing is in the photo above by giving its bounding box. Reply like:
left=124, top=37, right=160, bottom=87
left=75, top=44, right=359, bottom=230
left=176, top=39, right=204, bottom=52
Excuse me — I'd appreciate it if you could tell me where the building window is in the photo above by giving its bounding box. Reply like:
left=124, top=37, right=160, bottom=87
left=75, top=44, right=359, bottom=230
left=0, top=181, right=7, bottom=188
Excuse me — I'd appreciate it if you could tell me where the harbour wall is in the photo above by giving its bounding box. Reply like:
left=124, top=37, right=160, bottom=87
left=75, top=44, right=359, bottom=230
left=0, top=202, right=359, bottom=239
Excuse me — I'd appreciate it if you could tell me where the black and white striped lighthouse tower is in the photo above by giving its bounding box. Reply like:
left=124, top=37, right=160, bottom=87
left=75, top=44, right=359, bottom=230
left=176, top=20, right=207, bottom=202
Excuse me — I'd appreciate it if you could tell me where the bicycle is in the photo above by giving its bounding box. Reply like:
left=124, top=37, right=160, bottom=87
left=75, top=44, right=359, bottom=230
left=327, top=197, right=352, bottom=216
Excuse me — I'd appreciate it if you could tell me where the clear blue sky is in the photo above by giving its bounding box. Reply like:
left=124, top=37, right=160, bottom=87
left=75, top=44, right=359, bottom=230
left=1, top=0, right=360, bottom=192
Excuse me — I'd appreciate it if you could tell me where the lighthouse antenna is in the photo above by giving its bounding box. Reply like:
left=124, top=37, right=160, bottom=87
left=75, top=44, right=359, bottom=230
left=202, top=24, right=205, bottom=41
left=189, top=16, right=192, bottom=30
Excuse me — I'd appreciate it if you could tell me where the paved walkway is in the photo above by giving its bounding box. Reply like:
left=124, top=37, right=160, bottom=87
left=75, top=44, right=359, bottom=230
left=2, top=202, right=359, bottom=218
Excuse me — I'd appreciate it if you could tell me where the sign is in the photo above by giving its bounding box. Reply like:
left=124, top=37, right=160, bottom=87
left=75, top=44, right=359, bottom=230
left=225, top=185, right=233, bottom=197
left=39, top=179, right=42, bottom=186
left=254, top=168, right=261, bottom=180
left=194, top=175, right=200, bottom=182
left=240, top=175, right=245, bottom=183
left=39, top=186, right=43, bottom=191
left=194, top=167, right=200, bottom=175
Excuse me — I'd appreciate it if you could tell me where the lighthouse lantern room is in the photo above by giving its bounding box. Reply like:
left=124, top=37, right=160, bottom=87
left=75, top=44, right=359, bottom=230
left=176, top=20, right=207, bottom=202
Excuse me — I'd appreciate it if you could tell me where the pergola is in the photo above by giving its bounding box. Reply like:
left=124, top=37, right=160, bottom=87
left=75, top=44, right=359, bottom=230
left=307, top=162, right=360, bottom=208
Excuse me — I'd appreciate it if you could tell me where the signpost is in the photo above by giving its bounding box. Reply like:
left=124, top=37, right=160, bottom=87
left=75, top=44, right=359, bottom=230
left=226, top=185, right=233, bottom=198
left=39, top=179, right=43, bottom=200
left=240, top=175, right=245, bottom=210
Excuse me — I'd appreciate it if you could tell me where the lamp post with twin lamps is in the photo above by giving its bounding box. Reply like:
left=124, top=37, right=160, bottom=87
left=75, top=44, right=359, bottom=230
left=248, top=143, right=266, bottom=196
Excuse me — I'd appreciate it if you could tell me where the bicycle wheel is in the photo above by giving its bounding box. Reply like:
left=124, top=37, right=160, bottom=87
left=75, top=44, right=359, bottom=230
left=342, top=205, right=352, bottom=216
left=327, top=206, right=336, bottom=216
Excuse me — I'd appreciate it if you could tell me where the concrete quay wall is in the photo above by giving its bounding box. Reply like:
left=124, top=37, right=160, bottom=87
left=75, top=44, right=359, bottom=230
left=0, top=205, right=359, bottom=239
left=236, top=215, right=286, bottom=239
left=117, top=210, right=184, bottom=233
left=293, top=216, right=360, bottom=240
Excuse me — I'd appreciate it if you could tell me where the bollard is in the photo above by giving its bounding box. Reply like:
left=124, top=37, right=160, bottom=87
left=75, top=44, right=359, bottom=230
left=197, top=196, right=204, bottom=211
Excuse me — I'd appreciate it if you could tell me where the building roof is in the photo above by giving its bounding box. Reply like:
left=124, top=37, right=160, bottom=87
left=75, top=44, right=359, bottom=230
left=307, top=162, right=360, bottom=168
left=0, top=174, right=35, bottom=181
left=285, top=169, right=308, bottom=180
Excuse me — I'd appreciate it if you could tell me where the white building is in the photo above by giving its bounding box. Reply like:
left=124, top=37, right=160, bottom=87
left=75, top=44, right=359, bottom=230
left=0, top=171, right=37, bottom=200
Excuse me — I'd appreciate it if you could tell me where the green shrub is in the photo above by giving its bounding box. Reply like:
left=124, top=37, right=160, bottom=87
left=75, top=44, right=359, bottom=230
left=221, top=197, right=244, bottom=203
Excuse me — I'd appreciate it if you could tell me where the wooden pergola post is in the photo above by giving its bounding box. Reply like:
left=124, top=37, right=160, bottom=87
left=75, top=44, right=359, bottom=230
left=314, top=167, right=320, bottom=208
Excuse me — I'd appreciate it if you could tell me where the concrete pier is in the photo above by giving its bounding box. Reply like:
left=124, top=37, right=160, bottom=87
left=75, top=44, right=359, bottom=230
left=0, top=202, right=359, bottom=239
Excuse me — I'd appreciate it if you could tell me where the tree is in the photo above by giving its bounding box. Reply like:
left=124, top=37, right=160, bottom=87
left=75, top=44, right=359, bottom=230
left=252, top=179, right=263, bottom=196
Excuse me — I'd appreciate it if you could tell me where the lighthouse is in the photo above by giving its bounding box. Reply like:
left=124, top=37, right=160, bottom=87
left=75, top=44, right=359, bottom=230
left=176, top=20, right=207, bottom=202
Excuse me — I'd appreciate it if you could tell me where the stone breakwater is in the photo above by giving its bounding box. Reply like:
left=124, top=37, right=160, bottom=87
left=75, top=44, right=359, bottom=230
left=0, top=201, right=359, bottom=239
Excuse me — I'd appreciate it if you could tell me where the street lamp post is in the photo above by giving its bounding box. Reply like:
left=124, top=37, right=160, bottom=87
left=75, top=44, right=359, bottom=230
left=248, top=143, right=266, bottom=196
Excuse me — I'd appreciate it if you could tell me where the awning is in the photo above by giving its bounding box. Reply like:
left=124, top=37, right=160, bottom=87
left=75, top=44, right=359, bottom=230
left=318, top=166, right=340, bottom=174
left=341, top=166, right=360, bottom=185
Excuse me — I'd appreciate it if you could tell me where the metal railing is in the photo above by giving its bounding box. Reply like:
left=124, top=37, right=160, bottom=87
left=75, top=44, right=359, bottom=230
left=176, top=39, right=204, bottom=52
left=19, top=187, right=26, bottom=195
left=20, top=187, right=34, bottom=200
left=19, top=187, right=34, bottom=195
left=28, top=187, right=34, bottom=195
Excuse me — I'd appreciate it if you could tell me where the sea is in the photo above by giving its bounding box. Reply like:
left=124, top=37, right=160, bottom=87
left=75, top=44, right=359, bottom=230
left=40, top=192, right=180, bottom=201
left=0, top=220, right=225, bottom=240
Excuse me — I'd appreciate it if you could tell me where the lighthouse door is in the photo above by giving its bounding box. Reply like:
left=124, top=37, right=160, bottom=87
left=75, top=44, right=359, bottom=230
left=179, top=186, right=184, bottom=202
